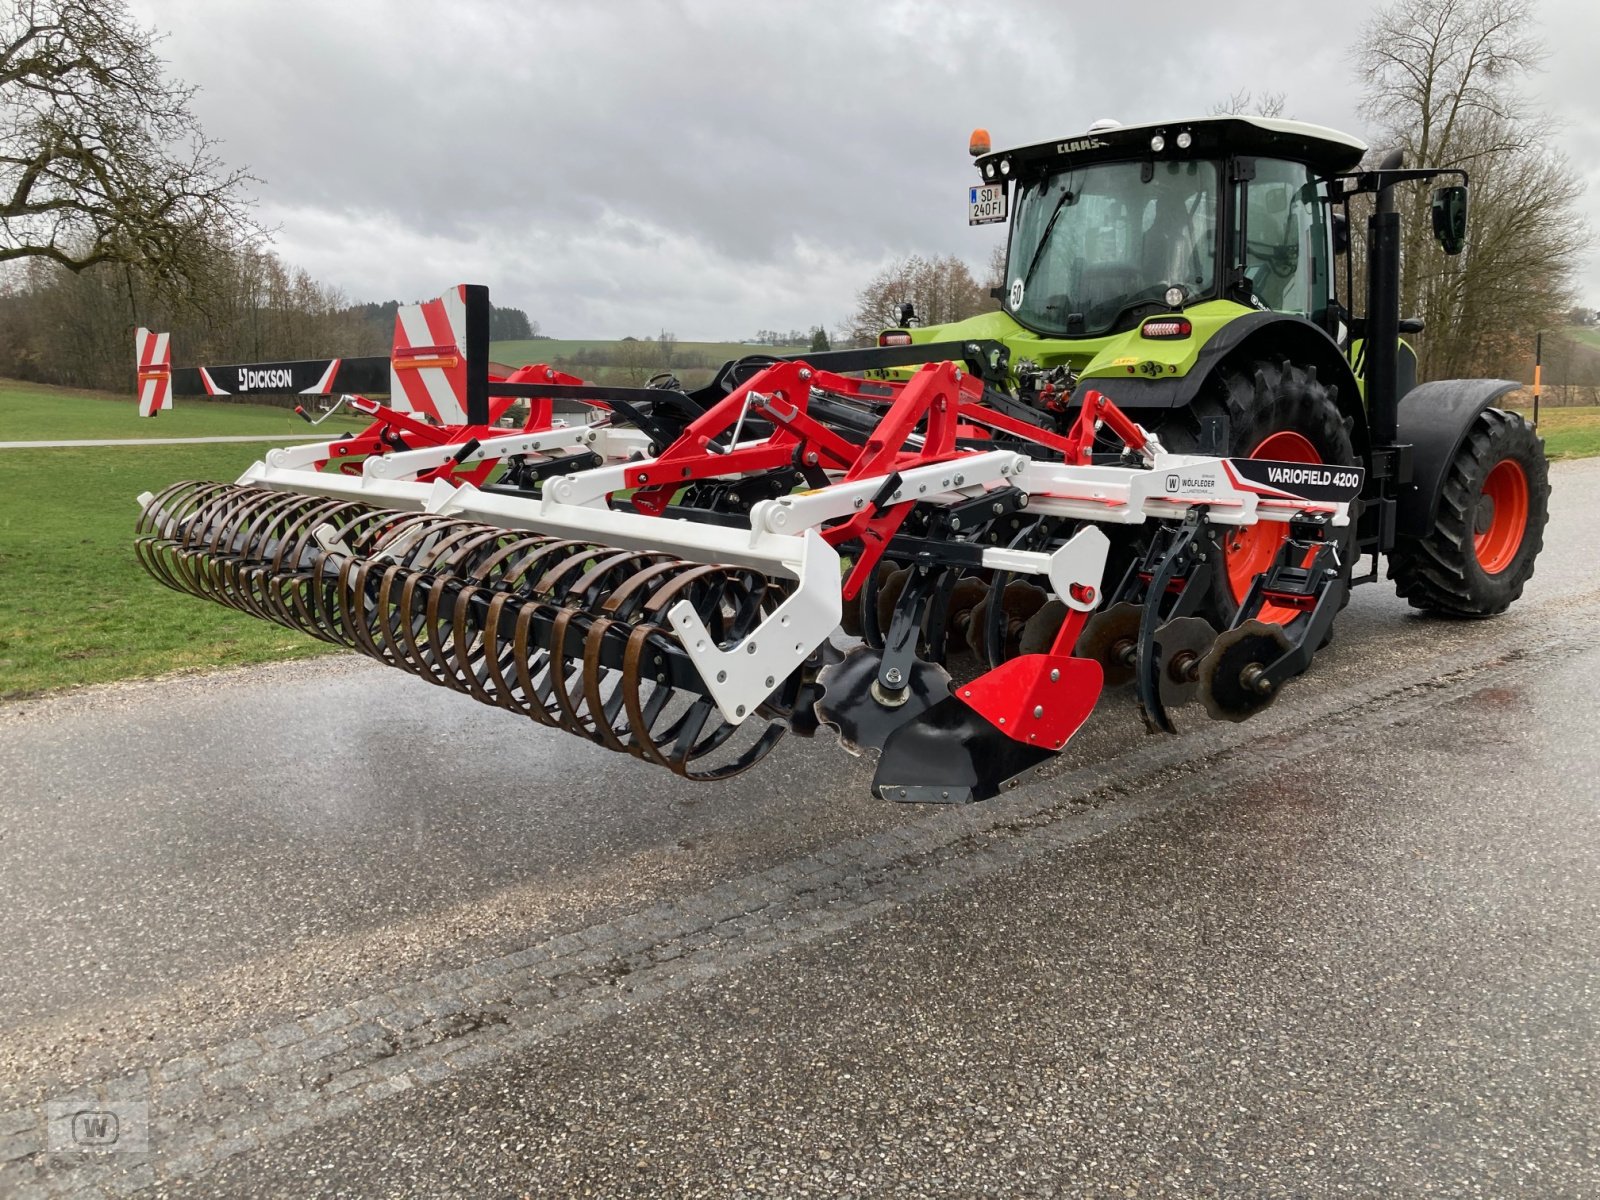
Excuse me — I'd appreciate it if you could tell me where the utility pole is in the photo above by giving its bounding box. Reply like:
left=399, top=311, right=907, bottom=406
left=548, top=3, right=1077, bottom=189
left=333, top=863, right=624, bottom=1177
left=1533, top=331, right=1542, bottom=430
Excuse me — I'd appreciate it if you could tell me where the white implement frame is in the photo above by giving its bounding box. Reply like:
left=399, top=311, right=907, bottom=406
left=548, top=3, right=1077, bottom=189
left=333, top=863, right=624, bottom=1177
left=154, top=427, right=1355, bottom=725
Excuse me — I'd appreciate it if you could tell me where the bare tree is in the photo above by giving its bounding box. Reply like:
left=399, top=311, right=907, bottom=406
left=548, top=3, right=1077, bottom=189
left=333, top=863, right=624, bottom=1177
left=1209, top=89, right=1288, bottom=118
left=985, top=240, right=1007, bottom=292
left=0, top=244, right=386, bottom=391
left=848, top=253, right=992, bottom=343
left=614, top=333, right=683, bottom=386
left=0, top=0, right=257, bottom=289
left=1353, top=0, right=1590, bottom=380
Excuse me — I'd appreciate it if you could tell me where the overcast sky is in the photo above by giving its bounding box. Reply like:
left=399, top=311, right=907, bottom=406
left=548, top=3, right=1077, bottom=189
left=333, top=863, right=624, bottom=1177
left=131, top=0, right=1599, bottom=340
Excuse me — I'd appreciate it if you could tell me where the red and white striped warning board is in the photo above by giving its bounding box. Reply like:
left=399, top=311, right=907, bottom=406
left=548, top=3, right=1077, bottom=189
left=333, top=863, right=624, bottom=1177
left=390, top=286, right=470, bottom=424
left=135, top=328, right=172, bottom=417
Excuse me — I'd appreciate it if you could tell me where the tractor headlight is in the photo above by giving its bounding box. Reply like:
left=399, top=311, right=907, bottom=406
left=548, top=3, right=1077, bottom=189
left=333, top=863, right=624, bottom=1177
left=985, top=162, right=996, bottom=179
left=999, top=158, right=1011, bottom=176
left=1150, top=134, right=1165, bottom=153
left=1176, top=131, right=1193, bottom=149
left=1164, top=285, right=1187, bottom=309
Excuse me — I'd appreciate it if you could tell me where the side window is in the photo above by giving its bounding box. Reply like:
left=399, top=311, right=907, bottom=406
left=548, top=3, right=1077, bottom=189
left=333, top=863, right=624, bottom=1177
left=1243, top=160, right=1324, bottom=320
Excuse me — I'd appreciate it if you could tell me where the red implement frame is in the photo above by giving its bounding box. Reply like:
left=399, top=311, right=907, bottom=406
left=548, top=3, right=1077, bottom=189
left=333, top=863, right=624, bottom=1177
left=301, top=363, right=587, bottom=485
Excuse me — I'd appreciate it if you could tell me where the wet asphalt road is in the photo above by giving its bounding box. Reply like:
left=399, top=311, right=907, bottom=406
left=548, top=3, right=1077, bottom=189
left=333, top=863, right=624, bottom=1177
left=1, top=458, right=1597, bottom=1197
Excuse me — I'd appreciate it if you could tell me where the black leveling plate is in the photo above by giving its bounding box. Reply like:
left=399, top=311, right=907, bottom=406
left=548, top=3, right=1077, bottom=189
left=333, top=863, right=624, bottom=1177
left=873, top=695, right=1057, bottom=803
left=814, top=646, right=951, bottom=755
left=1197, top=620, right=1294, bottom=723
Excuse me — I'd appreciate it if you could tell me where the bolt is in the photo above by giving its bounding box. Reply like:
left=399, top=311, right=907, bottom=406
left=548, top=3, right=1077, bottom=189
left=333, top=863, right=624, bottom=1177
left=805, top=451, right=819, bottom=465
left=1033, top=705, right=1044, bottom=718
left=884, top=667, right=904, bottom=686
left=799, top=368, right=813, bottom=380
left=736, top=705, right=746, bottom=716
left=999, top=717, right=1006, bottom=725
left=954, top=474, right=965, bottom=486
left=639, top=472, right=649, bottom=482
left=746, top=642, right=758, bottom=654
left=1049, top=668, right=1060, bottom=682
left=992, top=502, right=1004, bottom=515
left=941, top=790, right=950, bottom=800
left=951, top=517, right=962, bottom=530
left=765, top=675, right=774, bottom=687
left=1241, top=664, right=1275, bottom=696
left=716, top=670, right=727, bottom=682
left=899, top=788, right=908, bottom=798
left=853, top=497, right=865, bottom=509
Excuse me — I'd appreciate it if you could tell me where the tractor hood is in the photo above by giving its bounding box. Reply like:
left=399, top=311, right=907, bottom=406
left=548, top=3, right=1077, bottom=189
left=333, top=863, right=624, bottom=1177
left=896, top=298, right=1260, bottom=383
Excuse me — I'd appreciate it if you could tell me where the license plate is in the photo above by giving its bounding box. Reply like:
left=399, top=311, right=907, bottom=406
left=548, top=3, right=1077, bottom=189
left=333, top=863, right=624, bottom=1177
left=968, top=183, right=1007, bottom=225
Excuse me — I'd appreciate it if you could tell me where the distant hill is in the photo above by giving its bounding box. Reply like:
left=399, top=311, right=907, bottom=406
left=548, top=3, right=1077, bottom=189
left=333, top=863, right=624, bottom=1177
left=1567, top=326, right=1600, bottom=352
left=488, top=337, right=807, bottom=389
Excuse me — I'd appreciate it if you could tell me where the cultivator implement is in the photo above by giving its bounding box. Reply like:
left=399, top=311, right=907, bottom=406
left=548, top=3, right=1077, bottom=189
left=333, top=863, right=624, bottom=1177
left=135, top=285, right=1367, bottom=802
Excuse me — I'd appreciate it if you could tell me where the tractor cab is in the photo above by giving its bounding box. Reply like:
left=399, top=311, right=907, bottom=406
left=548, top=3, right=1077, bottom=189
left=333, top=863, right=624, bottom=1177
left=979, top=117, right=1367, bottom=343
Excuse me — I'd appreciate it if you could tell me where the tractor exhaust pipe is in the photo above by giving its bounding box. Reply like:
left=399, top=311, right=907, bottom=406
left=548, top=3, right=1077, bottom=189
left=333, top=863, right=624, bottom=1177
left=1365, top=147, right=1405, bottom=449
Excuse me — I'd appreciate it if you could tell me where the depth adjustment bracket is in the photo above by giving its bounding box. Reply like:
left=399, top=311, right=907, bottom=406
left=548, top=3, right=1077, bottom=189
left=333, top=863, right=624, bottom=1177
left=1230, top=516, right=1350, bottom=693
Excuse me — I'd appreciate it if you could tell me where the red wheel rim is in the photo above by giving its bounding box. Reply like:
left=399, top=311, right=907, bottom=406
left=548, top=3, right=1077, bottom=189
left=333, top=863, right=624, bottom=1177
left=1224, top=430, right=1320, bottom=625
left=1475, top=458, right=1529, bottom=575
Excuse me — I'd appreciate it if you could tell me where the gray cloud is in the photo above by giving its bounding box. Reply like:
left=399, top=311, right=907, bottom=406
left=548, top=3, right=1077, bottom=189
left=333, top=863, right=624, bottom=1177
left=131, top=0, right=1597, bottom=336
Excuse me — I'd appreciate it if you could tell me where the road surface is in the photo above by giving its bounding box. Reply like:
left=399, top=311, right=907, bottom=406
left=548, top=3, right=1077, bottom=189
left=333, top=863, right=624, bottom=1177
left=1, top=459, right=1597, bottom=1198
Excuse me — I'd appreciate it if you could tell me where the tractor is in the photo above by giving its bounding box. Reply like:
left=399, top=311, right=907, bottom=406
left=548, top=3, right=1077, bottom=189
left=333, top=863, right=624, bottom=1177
left=887, top=115, right=1549, bottom=627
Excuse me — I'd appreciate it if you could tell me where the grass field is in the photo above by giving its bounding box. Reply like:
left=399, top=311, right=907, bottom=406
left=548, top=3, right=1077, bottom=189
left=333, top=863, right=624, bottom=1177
left=0, top=379, right=1596, bottom=700
left=1506, top=402, right=1600, bottom=460
left=0, top=440, right=338, bottom=698
left=0, top=379, right=368, bottom=441
left=1565, top=326, right=1600, bottom=352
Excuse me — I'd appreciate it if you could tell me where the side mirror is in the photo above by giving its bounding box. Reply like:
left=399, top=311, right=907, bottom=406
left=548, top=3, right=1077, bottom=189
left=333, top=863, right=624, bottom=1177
left=1331, top=211, right=1350, bottom=256
left=1431, top=185, right=1468, bottom=256
left=896, top=301, right=918, bottom=327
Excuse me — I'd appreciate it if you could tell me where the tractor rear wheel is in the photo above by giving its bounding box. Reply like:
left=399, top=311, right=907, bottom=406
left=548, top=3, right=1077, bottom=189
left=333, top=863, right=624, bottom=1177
left=1155, top=356, right=1357, bottom=628
left=1388, top=408, right=1549, bottom=617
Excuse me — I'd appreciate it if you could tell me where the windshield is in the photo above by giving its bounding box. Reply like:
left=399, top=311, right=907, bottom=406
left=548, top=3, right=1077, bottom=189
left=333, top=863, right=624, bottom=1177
left=1005, top=159, right=1220, bottom=337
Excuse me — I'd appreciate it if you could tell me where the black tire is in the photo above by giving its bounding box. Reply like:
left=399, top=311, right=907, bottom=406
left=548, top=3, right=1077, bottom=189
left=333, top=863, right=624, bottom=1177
left=1153, top=356, right=1358, bottom=627
left=1387, top=407, right=1549, bottom=618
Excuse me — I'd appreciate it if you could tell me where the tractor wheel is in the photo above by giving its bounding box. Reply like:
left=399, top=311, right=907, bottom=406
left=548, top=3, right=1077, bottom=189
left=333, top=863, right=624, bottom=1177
left=1155, top=356, right=1357, bottom=627
left=1387, top=408, right=1549, bottom=618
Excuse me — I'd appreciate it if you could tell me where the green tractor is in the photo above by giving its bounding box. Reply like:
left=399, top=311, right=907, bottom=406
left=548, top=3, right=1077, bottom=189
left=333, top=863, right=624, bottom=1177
left=884, top=115, right=1549, bottom=625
